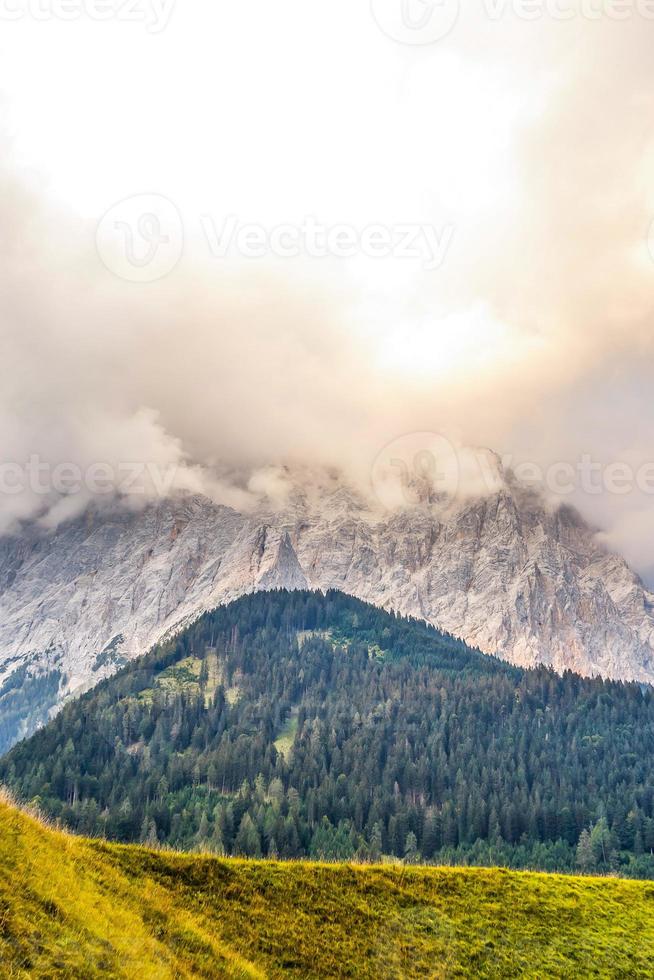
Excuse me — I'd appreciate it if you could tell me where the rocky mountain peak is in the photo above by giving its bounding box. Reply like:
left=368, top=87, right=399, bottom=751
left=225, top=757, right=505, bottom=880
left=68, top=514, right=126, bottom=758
left=0, top=465, right=653, bottom=749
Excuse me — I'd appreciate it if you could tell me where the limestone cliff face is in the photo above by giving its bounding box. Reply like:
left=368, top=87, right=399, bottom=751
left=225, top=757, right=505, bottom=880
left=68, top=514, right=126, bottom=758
left=1, top=469, right=653, bottom=745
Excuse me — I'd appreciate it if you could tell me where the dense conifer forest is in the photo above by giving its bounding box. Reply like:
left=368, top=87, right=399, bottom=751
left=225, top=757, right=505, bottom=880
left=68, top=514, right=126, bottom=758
left=0, top=665, right=62, bottom=757
left=3, top=590, right=654, bottom=878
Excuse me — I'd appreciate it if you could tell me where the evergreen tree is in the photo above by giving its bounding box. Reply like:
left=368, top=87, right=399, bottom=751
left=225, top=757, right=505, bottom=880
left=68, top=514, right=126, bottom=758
left=370, top=823, right=383, bottom=862
left=235, top=814, right=261, bottom=858
left=404, top=832, right=419, bottom=864
left=3, top=590, right=654, bottom=878
left=576, top=830, right=596, bottom=873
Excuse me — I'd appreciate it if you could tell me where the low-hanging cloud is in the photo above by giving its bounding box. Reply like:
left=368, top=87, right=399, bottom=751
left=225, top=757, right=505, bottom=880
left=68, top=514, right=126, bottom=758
left=1, top=10, right=654, bottom=584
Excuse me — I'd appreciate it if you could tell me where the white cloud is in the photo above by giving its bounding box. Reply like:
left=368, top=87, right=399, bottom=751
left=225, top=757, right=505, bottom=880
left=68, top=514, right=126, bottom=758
left=0, top=8, right=653, bottom=582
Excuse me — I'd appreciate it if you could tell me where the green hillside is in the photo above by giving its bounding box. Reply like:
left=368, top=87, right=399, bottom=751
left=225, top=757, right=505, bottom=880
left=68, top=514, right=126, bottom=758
left=1, top=796, right=654, bottom=978
left=3, top=590, right=654, bottom=877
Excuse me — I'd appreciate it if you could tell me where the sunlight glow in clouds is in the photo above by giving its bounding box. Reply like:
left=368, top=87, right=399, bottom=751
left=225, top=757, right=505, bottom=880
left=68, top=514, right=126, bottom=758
left=1, top=3, right=654, bottom=581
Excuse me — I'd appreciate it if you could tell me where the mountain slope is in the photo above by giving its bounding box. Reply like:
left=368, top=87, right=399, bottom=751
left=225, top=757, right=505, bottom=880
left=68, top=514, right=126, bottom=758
left=4, top=590, right=654, bottom=878
left=2, top=796, right=654, bottom=979
left=1, top=462, right=654, bottom=750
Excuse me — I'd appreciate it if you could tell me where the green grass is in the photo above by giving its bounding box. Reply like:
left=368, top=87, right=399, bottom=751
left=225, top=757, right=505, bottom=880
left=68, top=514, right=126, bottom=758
left=137, top=652, right=224, bottom=707
left=273, top=707, right=299, bottom=760
left=2, top=795, right=654, bottom=978
left=296, top=628, right=385, bottom=660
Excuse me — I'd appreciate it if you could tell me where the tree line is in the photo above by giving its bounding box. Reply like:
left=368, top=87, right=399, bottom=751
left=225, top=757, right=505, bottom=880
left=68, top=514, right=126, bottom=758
left=2, top=590, right=654, bottom=878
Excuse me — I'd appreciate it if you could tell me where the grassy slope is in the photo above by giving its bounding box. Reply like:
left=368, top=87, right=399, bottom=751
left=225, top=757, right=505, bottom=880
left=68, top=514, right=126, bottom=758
left=2, top=799, right=654, bottom=979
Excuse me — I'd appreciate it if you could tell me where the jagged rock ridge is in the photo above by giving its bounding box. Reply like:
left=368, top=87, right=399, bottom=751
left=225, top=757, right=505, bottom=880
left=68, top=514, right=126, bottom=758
left=1, top=464, right=654, bottom=747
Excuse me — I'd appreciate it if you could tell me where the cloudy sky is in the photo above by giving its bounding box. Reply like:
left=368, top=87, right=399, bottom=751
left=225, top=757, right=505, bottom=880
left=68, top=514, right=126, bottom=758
left=1, top=2, right=654, bottom=580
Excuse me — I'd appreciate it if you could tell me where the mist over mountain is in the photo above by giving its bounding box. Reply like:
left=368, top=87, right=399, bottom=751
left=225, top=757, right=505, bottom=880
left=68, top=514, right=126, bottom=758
left=3, top=5, right=654, bottom=974
left=2, top=459, right=654, bottom=753
left=4, top=11, right=654, bottom=584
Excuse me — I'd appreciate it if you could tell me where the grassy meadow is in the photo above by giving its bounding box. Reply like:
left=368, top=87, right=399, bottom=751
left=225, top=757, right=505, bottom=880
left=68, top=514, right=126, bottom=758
left=1, top=795, right=654, bottom=977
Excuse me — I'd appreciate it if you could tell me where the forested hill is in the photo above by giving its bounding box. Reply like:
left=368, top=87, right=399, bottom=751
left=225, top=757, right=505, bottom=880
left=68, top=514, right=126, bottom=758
left=2, top=590, right=654, bottom=878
